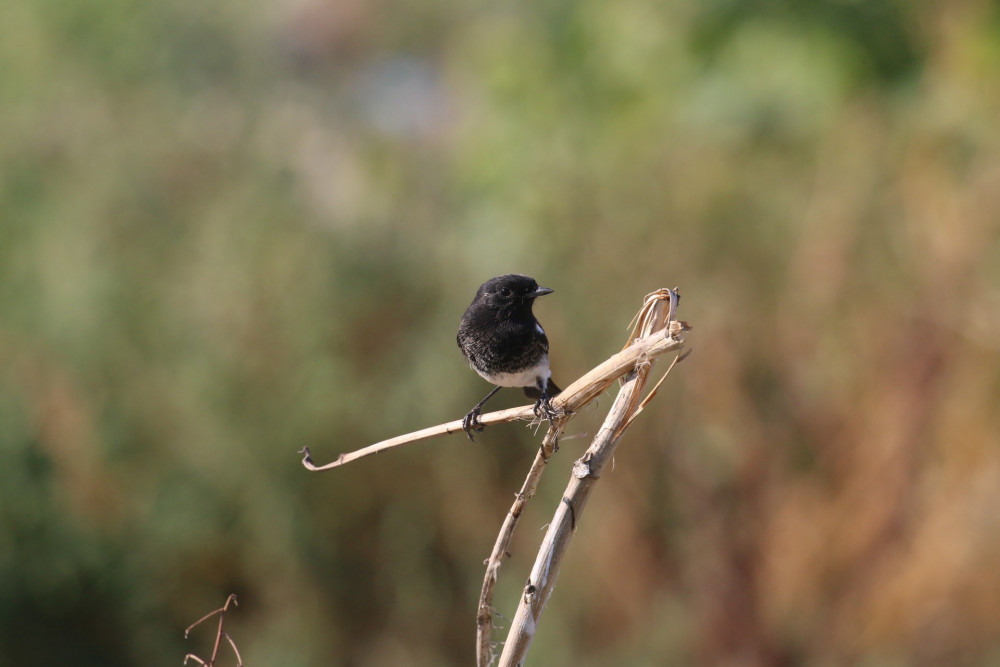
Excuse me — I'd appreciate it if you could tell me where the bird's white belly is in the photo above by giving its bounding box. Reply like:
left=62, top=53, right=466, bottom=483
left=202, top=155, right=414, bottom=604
left=476, top=356, right=550, bottom=388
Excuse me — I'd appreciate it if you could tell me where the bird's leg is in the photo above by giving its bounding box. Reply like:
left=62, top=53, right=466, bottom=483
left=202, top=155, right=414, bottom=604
left=463, top=386, right=502, bottom=441
left=532, top=379, right=559, bottom=423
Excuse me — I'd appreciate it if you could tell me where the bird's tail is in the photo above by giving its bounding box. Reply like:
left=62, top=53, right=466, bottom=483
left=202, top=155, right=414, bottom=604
left=523, top=378, right=561, bottom=399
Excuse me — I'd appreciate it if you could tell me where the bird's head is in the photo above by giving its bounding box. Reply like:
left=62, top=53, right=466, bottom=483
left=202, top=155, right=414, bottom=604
left=473, top=274, right=553, bottom=316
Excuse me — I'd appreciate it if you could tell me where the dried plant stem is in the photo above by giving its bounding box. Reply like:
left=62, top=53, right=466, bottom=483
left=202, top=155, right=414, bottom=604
left=496, top=290, right=679, bottom=667
left=184, top=594, right=242, bottom=667
left=300, top=312, right=685, bottom=472
left=476, top=423, right=564, bottom=666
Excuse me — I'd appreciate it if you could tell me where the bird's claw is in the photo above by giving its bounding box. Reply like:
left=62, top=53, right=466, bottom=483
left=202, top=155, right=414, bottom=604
left=533, top=396, right=559, bottom=423
left=462, top=408, right=485, bottom=441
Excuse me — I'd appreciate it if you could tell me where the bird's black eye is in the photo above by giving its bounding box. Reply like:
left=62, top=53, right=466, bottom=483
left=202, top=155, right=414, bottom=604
left=499, top=287, right=512, bottom=297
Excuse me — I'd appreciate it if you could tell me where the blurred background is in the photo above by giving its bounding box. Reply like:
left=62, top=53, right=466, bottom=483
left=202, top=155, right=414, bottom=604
left=2, top=0, right=1000, bottom=665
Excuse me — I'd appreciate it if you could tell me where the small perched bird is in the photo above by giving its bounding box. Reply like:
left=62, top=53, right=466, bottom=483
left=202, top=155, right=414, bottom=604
left=457, top=274, right=561, bottom=440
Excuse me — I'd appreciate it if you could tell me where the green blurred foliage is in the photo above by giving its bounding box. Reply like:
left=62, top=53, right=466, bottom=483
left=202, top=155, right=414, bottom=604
left=2, top=0, right=1000, bottom=664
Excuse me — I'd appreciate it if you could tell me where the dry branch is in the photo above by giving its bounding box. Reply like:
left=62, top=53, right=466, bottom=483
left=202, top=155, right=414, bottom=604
left=184, top=594, right=242, bottom=667
left=299, top=298, right=687, bottom=472
left=476, top=423, right=564, bottom=666
left=496, top=288, right=682, bottom=667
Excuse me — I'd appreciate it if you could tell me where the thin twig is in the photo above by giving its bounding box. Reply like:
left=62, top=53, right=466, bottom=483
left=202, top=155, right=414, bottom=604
left=184, top=594, right=242, bottom=667
left=223, top=633, right=243, bottom=667
left=622, top=349, right=689, bottom=431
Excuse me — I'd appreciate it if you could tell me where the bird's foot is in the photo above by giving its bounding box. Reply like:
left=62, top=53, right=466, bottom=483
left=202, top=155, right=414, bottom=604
left=533, top=395, right=559, bottom=423
left=462, top=407, right=485, bottom=441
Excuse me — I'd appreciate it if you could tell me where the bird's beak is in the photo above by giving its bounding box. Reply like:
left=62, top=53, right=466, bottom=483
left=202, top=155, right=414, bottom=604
left=531, top=286, right=554, bottom=298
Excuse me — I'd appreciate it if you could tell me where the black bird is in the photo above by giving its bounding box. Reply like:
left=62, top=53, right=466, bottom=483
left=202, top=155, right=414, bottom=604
left=457, top=274, right=561, bottom=440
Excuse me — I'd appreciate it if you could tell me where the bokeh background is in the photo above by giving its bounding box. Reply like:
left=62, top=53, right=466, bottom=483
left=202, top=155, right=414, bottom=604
left=3, top=0, right=1000, bottom=665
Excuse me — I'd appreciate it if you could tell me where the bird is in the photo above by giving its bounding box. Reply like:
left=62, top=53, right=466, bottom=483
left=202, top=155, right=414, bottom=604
left=457, top=274, right=562, bottom=440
